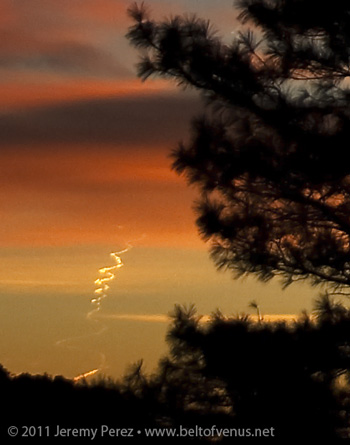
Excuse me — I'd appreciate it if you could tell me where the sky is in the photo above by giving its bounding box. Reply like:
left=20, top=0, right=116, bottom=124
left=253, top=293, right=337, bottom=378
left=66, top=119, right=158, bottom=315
left=0, top=0, right=318, bottom=379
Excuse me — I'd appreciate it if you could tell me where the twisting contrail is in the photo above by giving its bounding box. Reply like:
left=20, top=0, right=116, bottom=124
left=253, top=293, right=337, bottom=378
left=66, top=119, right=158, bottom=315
left=88, top=246, right=131, bottom=320
left=73, top=245, right=132, bottom=380
left=56, top=243, right=133, bottom=382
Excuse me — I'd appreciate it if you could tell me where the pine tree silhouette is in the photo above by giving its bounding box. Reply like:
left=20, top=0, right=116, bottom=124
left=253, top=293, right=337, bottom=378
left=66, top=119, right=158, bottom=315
left=127, top=1, right=350, bottom=294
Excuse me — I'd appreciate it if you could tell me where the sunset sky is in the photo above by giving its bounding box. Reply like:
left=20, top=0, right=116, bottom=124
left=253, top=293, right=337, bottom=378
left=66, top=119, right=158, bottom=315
left=0, top=0, right=317, bottom=379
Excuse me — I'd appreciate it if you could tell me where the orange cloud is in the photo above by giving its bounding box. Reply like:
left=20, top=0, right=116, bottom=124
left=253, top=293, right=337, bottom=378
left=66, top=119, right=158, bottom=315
left=0, top=76, right=173, bottom=110
left=0, top=143, right=201, bottom=248
left=0, top=145, right=181, bottom=189
left=0, top=1, right=147, bottom=81
left=67, top=0, right=132, bottom=25
left=0, top=0, right=129, bottom=30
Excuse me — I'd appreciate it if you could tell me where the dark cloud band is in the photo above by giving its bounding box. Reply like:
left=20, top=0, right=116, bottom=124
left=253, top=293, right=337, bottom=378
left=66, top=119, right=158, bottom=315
left=0, top=93, right=201, bottom=148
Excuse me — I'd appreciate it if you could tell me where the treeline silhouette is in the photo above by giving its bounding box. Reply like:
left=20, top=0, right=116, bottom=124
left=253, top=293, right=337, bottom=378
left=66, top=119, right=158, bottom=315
left=1, top=295, right=350, bottom=442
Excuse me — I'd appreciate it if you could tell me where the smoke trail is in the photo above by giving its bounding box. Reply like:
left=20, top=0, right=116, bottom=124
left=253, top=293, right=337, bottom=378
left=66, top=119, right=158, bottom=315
left=88, top=246, right=131, bottom=320
left=73, top=368, right=99, bottom=382
left=73, top=352, right=106, bottom=382
left=55, top=244, right=132, bottom=382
